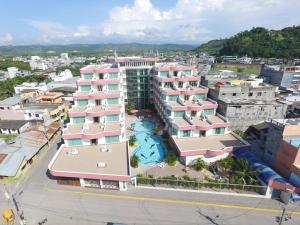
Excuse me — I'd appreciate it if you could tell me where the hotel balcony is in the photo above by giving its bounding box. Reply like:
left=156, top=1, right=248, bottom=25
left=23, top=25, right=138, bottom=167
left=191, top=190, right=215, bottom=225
left=62, top=122, right=123, bottom=139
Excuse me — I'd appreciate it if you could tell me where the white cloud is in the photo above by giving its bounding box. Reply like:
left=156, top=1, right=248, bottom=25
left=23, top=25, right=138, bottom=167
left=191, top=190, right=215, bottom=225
left=24, top=0, right=300, bottom=44
left=0, top=33, right=13, bottom=45
left=101, top=0, right=300, bottom=43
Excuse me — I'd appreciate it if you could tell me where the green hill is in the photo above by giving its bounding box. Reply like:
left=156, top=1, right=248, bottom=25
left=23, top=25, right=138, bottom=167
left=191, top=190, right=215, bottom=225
left=0, top=43, right=195, bottom=56
left=194, top=26, right=300, bottom=58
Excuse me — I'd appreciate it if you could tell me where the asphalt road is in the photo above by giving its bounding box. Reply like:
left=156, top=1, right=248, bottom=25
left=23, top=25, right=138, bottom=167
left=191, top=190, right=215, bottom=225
left=1, top=136, right=300, bottom=225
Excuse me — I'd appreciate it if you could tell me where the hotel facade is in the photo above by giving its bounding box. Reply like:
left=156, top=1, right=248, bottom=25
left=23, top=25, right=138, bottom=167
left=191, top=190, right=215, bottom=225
left=48, top=57, right=248, bottom=190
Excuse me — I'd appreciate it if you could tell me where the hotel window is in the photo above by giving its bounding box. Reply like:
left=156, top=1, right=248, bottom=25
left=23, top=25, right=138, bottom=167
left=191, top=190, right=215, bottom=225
left=169, top=95, right=178, bottom=101
left=174, top=111, right=185, bottom=117
left=214, top=128, right=225, bottom=134
left=172, top=127, right=178, bottom=135
left=67, top=139, right=83, bottom=146
left=189, top=81, right=197, bottom=86
left=160, top=71, right=169, bottom=77
left=183, top=70, right=191, bottom=76
left=248, top=92, right=253, bottom=97
left=105, top=135, right=119, bottom=143
left=107, top=84, right=119, bottom=91
left=195, top=94, right=205, bottom=99
left=107, top=98, right=119, bottom=105
left=77, top=99, right=88, bottom=106
left=108, top=73, right=118, bottom=78
left=182, top=130, right=191, bottom=137
left=73, top=117, right=85, bottom=124
left=106, top=115, right=119, bottom=122
left=80, top=85, right=91, bottom=91
left=83, top=74, right=93, bottom=80
left=203, top=109, right=214, bottom=115
left=178, top=82, right=183, bottom=88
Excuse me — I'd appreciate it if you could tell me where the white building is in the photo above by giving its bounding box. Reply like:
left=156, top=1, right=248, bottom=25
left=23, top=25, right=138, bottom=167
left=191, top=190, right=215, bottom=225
left=50, top=69, right=73, bottom=82
left=14, top=82, right=48, bottom=94
left=29, top=60, right=48, bottom=71
left=7, top=67, right=18, bottom=78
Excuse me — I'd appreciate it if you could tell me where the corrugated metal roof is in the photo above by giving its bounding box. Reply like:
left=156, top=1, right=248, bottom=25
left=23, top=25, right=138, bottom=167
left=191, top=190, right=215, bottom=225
left=0, top=123, right=59, bottom=177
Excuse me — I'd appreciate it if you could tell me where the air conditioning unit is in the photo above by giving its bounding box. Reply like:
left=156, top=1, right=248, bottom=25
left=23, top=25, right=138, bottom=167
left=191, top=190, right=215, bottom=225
left=70, top=149, right=79, bottom=155
left=97, top=162, right=106, bottom=168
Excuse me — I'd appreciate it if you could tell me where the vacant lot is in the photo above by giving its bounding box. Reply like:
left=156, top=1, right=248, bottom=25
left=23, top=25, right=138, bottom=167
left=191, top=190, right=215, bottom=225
left=211, top=63, right=261, bottom=75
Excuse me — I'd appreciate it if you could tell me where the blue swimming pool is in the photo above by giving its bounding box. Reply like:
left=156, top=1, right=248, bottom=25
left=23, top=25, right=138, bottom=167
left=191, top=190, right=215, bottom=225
left=132, top=120, right=167, bottom=165
left=291, top=139, right=300, bottom=148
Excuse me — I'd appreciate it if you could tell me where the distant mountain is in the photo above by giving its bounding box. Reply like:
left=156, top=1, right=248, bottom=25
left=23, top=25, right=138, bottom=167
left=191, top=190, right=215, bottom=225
left=0, top=43, right=195, bottom=56
left=194, top=26, right=300, bottom=58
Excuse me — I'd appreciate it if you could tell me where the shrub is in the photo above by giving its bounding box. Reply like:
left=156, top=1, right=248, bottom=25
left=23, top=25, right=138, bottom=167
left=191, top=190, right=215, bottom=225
left=233, top=129, right=248, bottom=139
left=194, top=158, right=206, bottom=171
left=152, top=127, right=159, bottom=135
left=129, top=135, right=136, bottom=146
left=166, top=152, right=177, bottom=166
left=130, top=155, right=139, bottom=168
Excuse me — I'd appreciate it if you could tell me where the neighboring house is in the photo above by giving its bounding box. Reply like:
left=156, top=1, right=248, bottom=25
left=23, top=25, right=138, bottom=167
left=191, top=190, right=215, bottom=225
left=261, top=65, right=300, bottom=91
left=0, top=120, right=30, bottom=134
left=0, top=122, right=60, bottom=178
left=36, top=92, right=63, bottom=104
left=262, top=119, right=300, bottom=166
left=7, top=67, right=18, bottom=78
left=205, top=79, right=287, bottom=131
left=50, top=69, right=73, bottom=82
left=14, top=82, right=48, bottom=94
left=0, top=96, right=68, bottom=122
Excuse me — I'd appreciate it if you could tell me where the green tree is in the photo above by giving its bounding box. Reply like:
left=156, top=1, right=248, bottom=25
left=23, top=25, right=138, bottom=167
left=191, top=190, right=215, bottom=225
left=130, top=155, right=140, bottom=168
left=125, top=101, right=135, bottom=114
left=233, top=129, right=248, bottom=139
left=166, top=152, right=177, bottom=166
left=231, top=158, right=259, bottom=185
left=194, top=158, right=206, bottom=171
left=129, top=135, right=136, bottom=146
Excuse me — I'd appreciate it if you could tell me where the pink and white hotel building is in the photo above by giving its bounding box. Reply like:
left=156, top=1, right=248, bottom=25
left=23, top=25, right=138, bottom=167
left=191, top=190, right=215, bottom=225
left=153, top=63, right=249, bottom=165
left=48, top=58, right=248, bottom=190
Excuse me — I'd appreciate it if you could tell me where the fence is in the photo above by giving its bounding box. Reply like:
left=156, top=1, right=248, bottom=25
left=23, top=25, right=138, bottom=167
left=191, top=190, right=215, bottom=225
left=136, top=177, right=268, bottom=195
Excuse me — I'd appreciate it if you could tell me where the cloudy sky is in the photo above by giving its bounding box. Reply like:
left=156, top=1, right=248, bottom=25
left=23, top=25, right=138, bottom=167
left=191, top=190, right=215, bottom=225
left=0, top=0, right=299, bottom=45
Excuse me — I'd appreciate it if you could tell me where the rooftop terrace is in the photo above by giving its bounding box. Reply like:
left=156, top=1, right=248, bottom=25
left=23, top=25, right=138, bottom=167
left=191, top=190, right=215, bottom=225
left=49, top=142, right=130, bottom=179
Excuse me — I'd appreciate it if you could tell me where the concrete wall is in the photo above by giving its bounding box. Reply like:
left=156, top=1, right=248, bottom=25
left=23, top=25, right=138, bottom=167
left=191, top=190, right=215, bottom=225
left=209, top=84, right=276, bottom=102
left=217, top=101, right=287, bottom=131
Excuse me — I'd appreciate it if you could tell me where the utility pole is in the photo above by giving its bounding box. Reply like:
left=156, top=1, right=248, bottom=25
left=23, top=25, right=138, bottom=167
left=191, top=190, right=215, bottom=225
left=3, top=184, right=26, bottom=225
left=278, top=207, right=286, bottom=225
left=277, top=207, right=291, bottom=225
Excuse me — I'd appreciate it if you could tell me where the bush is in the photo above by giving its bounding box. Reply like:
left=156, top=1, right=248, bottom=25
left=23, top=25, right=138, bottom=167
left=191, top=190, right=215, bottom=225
left=130, top=155, right=139, bottom=168
left=194, top=158, right=206, bottom=171
left=129, top=135, right=136, bottom=146
left=152, top=127, right=159, bottom=135
left=166, top=152, right=177, bottom=166
left=233, top=129, right=248, bottom=139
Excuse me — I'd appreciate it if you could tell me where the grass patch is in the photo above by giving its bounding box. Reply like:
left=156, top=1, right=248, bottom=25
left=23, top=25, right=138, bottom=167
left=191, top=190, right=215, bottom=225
left=3, top=173, right=24, bottom=183
left=211, top=64, right=261, bottom=75
left=0, top=134, right=17, bottom=142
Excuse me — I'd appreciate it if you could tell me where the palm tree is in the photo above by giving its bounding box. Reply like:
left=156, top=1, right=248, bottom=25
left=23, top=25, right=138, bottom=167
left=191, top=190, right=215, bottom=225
left=231, top=158, right=259, bottom=185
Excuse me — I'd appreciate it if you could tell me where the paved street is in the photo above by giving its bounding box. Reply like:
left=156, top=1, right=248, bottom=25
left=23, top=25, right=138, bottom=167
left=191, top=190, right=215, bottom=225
left=1, top=136, right=300, bottom=225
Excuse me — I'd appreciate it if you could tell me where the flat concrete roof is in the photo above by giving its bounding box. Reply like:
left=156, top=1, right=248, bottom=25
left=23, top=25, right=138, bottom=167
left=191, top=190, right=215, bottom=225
left=105, top=122, right=122, bottom=131
left=191, top=118, right=210, bottom=126
left=50, top=142, right=129, bottom=176
left=174, top=117, right=191, bottom=126
left=207, top=115, right=226, bottom=123
left=64, top=124, right=82, bottom=134
left=173, top=133, right=244, bottom=152
left=70, top=106, right=86, bottom=112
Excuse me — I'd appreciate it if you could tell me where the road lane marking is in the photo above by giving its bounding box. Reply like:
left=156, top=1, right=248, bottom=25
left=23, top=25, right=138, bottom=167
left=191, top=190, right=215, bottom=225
left=45, top=188, right=300, bottom=215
